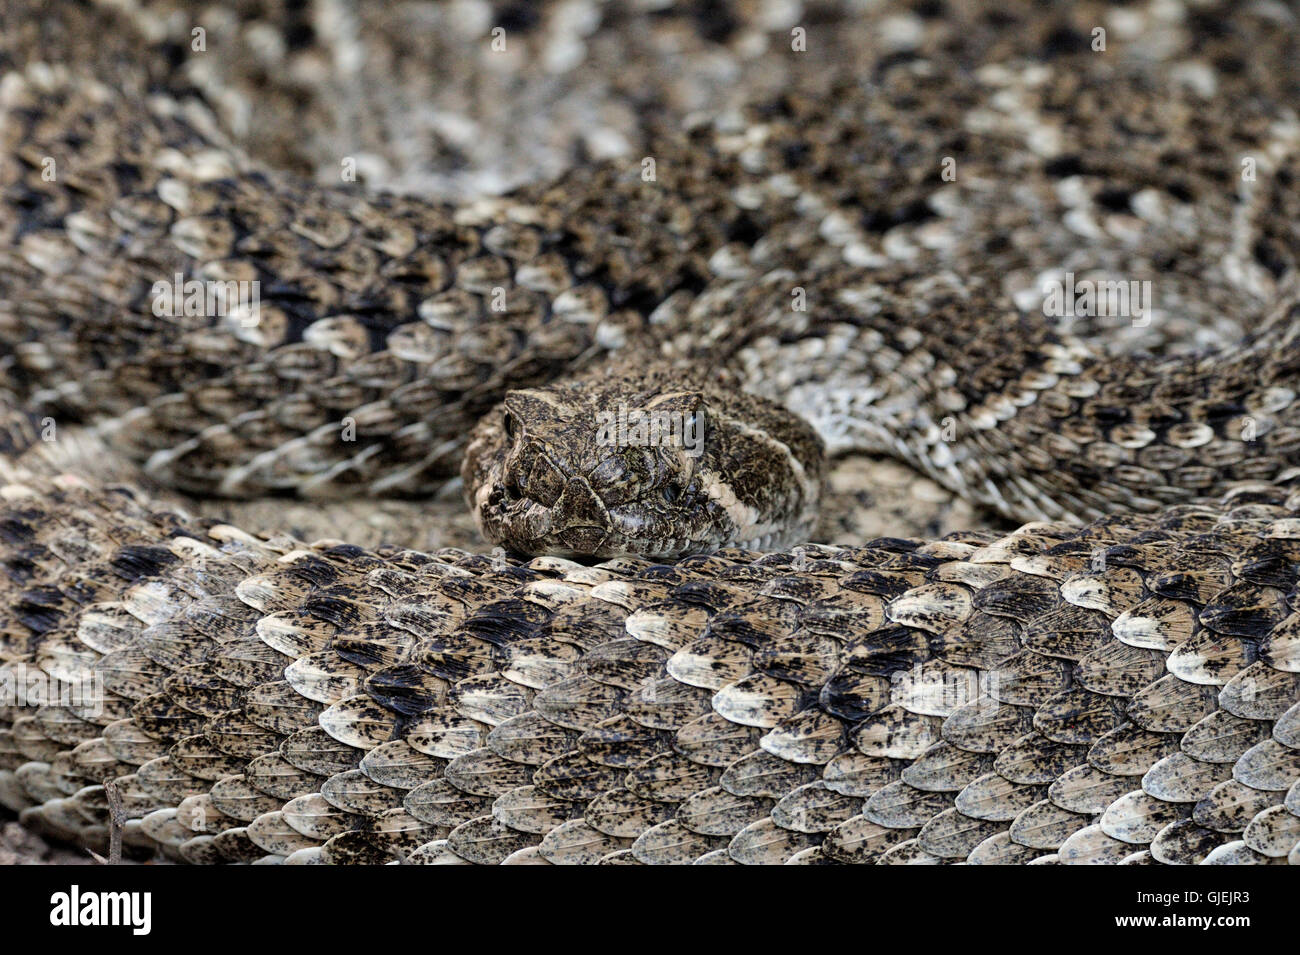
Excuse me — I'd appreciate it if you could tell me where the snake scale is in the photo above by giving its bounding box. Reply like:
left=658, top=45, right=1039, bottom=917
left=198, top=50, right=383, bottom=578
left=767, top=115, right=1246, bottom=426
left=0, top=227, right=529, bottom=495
left=1, top=0, right=1300, bottom=865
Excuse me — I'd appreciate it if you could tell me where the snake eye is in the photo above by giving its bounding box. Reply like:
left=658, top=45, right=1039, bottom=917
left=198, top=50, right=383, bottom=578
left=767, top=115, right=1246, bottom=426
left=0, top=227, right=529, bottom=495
left=660, top=483, right=679, bottom=504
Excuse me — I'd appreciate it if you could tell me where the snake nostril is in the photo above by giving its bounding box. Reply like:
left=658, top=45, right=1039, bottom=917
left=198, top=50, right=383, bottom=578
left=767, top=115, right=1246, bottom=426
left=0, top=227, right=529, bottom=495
left=503, top=469, right=522, bottom=498
left=526, top=453, right=566, bottom=507
left=503, top=448, right=566, bottom=507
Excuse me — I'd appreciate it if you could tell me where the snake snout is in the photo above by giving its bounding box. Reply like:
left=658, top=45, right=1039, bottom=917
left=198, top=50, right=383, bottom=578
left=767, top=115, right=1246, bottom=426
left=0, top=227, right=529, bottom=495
left=550, top=477, right=611, bottom=552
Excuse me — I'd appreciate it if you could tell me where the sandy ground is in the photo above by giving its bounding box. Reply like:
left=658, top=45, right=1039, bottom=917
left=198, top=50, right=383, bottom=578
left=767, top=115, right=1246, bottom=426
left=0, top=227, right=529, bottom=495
left=0, top=822, right=102, bottom=865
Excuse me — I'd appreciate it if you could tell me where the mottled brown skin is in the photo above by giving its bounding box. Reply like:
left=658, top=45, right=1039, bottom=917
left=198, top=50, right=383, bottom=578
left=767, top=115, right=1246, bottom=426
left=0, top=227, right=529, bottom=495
left=463, top=362, right=826, bottom=559
left=1, top=0, right=1300, bottom=867
left=0, top=478, right=1298, bottom=866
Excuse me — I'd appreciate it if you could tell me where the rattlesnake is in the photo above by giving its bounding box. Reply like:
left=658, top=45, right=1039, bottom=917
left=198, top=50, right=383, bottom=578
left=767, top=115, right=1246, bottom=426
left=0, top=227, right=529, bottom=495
left=1, top=0, right=1299, bottom=864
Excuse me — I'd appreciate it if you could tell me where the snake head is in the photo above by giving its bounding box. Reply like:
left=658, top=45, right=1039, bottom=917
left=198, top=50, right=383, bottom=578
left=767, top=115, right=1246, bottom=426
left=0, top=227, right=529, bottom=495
left=462, top=365, right=826, bottom=560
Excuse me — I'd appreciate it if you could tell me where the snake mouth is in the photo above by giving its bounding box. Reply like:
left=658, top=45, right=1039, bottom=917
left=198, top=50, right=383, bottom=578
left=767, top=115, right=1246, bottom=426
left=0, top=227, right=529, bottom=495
left=558, top=524, right=609, bottom=553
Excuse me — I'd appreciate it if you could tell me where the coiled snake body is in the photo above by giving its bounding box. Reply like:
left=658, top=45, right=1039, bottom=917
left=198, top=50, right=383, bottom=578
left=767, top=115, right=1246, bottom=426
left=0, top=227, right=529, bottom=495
left=1, top=1, right=1299, bottom=864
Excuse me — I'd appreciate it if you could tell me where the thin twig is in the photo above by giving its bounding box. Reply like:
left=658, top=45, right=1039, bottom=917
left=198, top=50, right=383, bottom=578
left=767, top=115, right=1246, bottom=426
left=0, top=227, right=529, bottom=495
left=103, top=778, right=124, bottom=865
